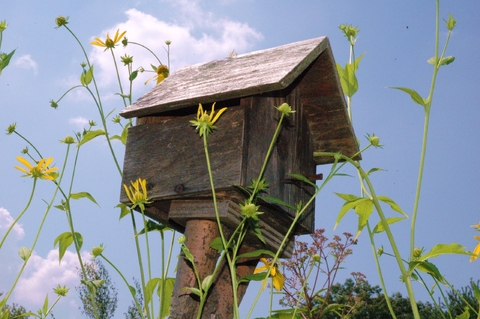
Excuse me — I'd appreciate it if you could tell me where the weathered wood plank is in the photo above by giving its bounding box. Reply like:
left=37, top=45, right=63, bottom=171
left=120, top=37, right=328, bottom=118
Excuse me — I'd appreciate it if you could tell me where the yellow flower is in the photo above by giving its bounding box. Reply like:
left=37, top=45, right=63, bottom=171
left=14, top=156, right=58, bottom=181
left=254, top=258, right=284, bottom=291
left=189, top=103, right=228, bottom=137
left=90, top=29, right=126, bottom=50
left=123, top=178, right=152, bottom=211
left=470, top=235, right=480, bottom=262
left=144, top=64, right=169, bottom=85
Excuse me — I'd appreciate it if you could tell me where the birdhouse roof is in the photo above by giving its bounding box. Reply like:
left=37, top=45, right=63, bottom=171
left=121, top=36, right=359, bottom=164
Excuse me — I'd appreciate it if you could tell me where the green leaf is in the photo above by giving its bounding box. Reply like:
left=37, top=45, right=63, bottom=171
left=415, top=260, right=444, bottom=283
left=418, top=243, right=473, bottom=262
left=239, top=272, right=268, bottom=284
left=201, top=274, right=214, bottom=292
left=116, top=203, right=131, bottom=220
left=181, top=245, right=195, bottom=264
left=335, top=193, right=359, bottom=202
left=0, top=49, right=16, bottom=74
left=259, top=195, right=297, bottom=210
left=210, top=237, right=224, bottom=253
left=354, top=198, right=374, bottom=238
left=455, top=308, right=470, bottom=319
left=110, top=122, right=131, bottom=145
left=145, top=278, right=161, bottom=306
left=182, top=287, right=202, bottom=297
left=77, top=129, right=105, bottom=147
left=136, top=220, right=169, bottom=237
left=440, top=56, right=455, bottom=66
left=367, top=167, right=385, bottom=175
left=472, top=281, right=480, bottom=302
left=377, top=196, right=408, bottom=218
left=70, top=191, right=99, bottom=206
left=236, top=249, right=276, bottom=260
left=390, top=87, right=427, bottom=107
left=334, top=195, right=363, bottom=229
left=42, top=294, right=49, bottom=316
left=84, top=65, right=94, bottom=85
left=287, top=173, right=319, bottom=190
left=372, top=217, right=406, bottom=233
left=18, top=246, right=31, bottom=261
left=158, top=278, right=175, bottom=319
left=130, top=70, right=138, bottom=81
left=54, top=232, right=83, bottom=263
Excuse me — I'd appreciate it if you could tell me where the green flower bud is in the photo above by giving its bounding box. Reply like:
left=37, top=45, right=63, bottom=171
left=240, top=202, right=262, bottom=218
left=60, top=135, right=76, bottom=144
left=55, top=16, right=69, bottom=28
left=178, top=236, right=186, bottom=244
left=88, top=120, right=97, bottom=127
left=275, top=103, right=295, bottom=116
left=21, top=147, right=28, bottom=154
left=53, top=284, right=69, bottom=297
left=6, top=123, right=16, bottom=135
left=50, top=100, right=58, bottom=109
left=312, top=254, right=321, bottom=263
left=0, top=20, right=7, bottom=32
left=122, top=37, right=128, bottom=47
left=121, top=54, right=133, bottom=66
left=165, top=40, right=172, bottom=45
left=413, top=247, right=423, bottom=259
left=377, top=246, right=384, bottom=256
left=80, top=62, right=87, bottom=68
left=91, top=244, right=104, bottom=258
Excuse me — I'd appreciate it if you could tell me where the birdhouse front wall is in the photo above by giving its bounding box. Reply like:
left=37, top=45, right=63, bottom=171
left=120, top=91, right=316, bottom=235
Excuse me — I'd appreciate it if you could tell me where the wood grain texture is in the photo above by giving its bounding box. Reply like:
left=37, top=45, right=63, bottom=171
left=120, top=37, right=328, bottom=118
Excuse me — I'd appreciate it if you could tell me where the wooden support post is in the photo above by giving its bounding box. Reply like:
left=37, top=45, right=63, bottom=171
left=169, top=219, right=259, bottom=319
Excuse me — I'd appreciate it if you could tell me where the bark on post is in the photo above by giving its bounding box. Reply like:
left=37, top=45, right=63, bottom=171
left=169, top=219, right=259, bottom=319
left=169, top=219, right=220, bottom=318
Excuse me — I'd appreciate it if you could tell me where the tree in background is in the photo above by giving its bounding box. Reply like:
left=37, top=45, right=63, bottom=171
left=124, top=279, right=143, bottom=319
left=0, top=292, right=28, bottom=319
left=76, top=259, right=118, bottom=319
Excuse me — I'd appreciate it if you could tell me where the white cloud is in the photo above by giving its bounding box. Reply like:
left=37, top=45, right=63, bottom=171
left=14, top=249, right=90, bottom=306
left=88, top=7, right=263, bottom=96
left=14, top=54, right=39, bottom=75
left=0, top=207, right=25, bottom=240
left=69, top=116, right=90, bottom=130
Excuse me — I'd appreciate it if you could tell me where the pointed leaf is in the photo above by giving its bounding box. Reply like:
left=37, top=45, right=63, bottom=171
left=0, top=49, right=16, bottom=73
left=377, top=196, right=408, bottom=218
left=145, top=278, right=161, bottom=306
left=287, top=173, right=319, bottom=190
left=129, top=70, right=138, bottom=81
left=158, top=278, right=175, bottom=319
left=439, top=56, right=455, bottom=66
left=373, top=217, right=406, bottom=233
left=415, top=260, right=444, bottom=283
left=136, top=220, right=169, bottom=237
left=70, top=192, right=99, bottom=206
left=355, top=198, right=374, bottom=230
left=259, top=195, right=297, bottom=210
left=334, top=196, right=363, bottom=229
left=391, top=87, right=427, bottom=107
left=201, top=274, right=214, bottom=292
left=236, top=249, right=276, bottom=260
left=210, top=237, right=225, bottom=253
left=84, top=65, right=94, bottom=85
left=54, top=232, right=83, bottom=263
left=455, top=308, right=470, bottom=319
left=419, top=243, right=472, bottom=261
left=239, top=272, right=268, bottom=284
left=181, top=245, right=195, bottom=264
left=335, top=193, right=359, bottom=202
left=116, top=203, right=131, bottom=220
left=42, top=294, right=49, bottom=316
left=367, top=167, right=385, bottom=175
left=182, top=287, right=202, bottom=297
left=77, top=129, right=105, bottom=147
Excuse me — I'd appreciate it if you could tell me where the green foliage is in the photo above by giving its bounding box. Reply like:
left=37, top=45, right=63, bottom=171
left=76, top=259, right=118, bottom=319
left=0, top=292, right=29, bottom=319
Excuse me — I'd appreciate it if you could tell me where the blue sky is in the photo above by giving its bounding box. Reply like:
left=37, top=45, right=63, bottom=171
left=1, top=0, right=479, bottom=318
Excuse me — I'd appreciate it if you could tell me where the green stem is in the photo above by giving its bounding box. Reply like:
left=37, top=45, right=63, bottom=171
left=130, top=211, right=150, bottom=319
left=129, top=41, right=163, bottom=65
left=0, top=181, right=35, bottom=249
left=101, top=254, right=146, bottom=319
left=109, top=48, right=128, bottom=109
left=139, top=206, right=154, bottom=318
left=366, top=222, right=397, bottom=319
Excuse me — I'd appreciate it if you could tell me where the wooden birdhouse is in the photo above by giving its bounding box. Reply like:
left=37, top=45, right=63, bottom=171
left=119, top=36, right=358, bottom=257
